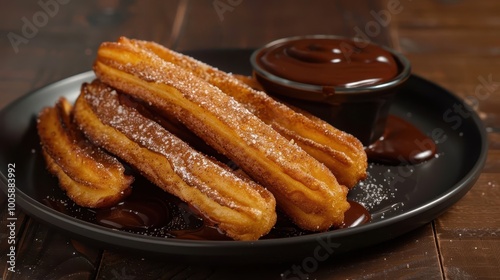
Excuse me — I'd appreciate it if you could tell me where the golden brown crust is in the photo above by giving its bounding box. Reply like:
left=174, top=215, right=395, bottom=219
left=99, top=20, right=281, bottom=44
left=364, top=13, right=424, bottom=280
left=73, top=80, right=276, bottom=240
left=118, top=94, right=227, bottom=163
left=37, top=98, right=133, bottom=208
left=93, top=38, right=350, bottom=231
left=130, top=38, right=367, bottom=188
left=42, top=150, right=130, bottom=208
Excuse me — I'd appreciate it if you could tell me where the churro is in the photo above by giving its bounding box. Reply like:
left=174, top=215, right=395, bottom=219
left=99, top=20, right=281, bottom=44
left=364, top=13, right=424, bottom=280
left=93, top=38, right=350, bottom=231
left=73, top=80, right=277, bottom=240
left=37, top=98, right=133, bottom=208
left=128, top=37, right=367, bottom=188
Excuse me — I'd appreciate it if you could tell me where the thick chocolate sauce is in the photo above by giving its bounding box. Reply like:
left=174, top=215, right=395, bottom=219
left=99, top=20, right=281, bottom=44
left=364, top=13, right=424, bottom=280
left=366, top=115, right=437, bottom=165
left=95, top=194, right=170, bottom=230
left=45, top=177, right=371, bottom=240
left=341, top=201, right=371, bottom=228
left=256, top=38, right=399, bottom=87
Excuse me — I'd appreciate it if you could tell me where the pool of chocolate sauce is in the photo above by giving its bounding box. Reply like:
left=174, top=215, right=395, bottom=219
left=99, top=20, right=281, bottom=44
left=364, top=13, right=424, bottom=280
left=252, top=36, right=412, bottom=145
left=256, top=37, right=399, bottom=87
left=366, top=115, right=437, bottom=165
left=45, top=174, right=370, bottom=241
left=40, top=39, right=420, bottom=240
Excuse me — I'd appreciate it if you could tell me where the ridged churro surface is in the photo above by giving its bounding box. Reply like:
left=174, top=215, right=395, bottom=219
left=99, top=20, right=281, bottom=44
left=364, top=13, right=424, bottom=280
left=73, top=80, right=276, bottom=240
left=93, top=38, right=350, bottom=231
left=37, top=98, right=133, bottom=208
left=126, top=37, right=367, bottom=188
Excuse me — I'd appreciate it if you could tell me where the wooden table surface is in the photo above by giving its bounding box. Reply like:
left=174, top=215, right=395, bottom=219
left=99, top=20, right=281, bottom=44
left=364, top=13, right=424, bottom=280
left=1, top=1, right=499, bottom=279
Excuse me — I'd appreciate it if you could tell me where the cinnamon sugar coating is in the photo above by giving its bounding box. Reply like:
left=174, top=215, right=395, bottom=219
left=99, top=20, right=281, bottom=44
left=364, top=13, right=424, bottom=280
left=93, top=37, right=351, bottom=231
left=37, top=98, right=133, bottom=208
left=73, top=80, right=276, bottom=240
left=127, top=38, right=367, bottom=188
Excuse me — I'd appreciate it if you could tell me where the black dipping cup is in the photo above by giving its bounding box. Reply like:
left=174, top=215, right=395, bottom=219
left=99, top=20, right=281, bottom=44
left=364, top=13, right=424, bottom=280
left=250, top=35, right=412, bottom=145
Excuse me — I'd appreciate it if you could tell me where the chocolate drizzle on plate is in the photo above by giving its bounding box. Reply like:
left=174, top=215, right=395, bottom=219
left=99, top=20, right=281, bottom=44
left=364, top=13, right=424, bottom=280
left=95, top=191, right=170, bottom=231
left=341, top=201, right=371, bottom=228
left=366, top=115, right=437, bottom=165
left=44, top=174, right=371, bottom=240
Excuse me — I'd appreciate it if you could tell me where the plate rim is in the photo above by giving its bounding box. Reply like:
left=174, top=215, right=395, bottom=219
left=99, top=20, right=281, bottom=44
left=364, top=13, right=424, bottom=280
left=0, top=63, right=489, bottom=262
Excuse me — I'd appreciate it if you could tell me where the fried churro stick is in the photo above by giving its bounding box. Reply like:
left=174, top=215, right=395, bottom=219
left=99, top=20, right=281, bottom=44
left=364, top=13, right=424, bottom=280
left=93, top=38, right=350, bottom=231
left=119, top=94, right=228, bottom=163
left=37, top=98, right=133, bottom=208
left=127, top=38, right=367, bottom=188
left=73, top=80, right=276, bottom=240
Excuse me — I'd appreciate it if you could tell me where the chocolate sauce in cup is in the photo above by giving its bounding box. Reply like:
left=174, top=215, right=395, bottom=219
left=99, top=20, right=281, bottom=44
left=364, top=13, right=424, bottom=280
left=251, top=35, right=412, bottom=146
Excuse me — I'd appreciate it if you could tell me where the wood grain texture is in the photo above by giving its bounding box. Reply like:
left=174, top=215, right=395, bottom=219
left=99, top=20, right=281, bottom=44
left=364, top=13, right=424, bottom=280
left=392, top=0, right=500, bottom=132
left=0, top=193, right=27, bottom=278
left=310, top=224, right=442, bottom=280
left=1, top=215, right=101, bottom=280
left=0, top=0, right=181, bottom=111
left=1, top=0, right=498, bottom=279
left=435, top=174, right=500, bottom=279
left=92, top=224, right=441, bottom=280
left=176, top=0, right=393, bottom=50
left=393, top=0, right=500, bottom=279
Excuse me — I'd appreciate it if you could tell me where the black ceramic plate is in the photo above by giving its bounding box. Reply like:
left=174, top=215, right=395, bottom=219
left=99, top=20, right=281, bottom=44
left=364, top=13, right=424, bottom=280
left=0, top=50, right=488, bottom=263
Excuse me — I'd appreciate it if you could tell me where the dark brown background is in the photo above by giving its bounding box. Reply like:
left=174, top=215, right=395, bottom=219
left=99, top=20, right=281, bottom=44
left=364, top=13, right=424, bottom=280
left=1, top=0, right=499, bottom=279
